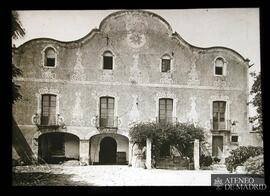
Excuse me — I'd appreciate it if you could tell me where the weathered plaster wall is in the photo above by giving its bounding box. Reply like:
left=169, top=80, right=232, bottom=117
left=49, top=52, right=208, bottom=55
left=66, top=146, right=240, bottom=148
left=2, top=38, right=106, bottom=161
left=12, top=10, right=259, bottom=161
left=65, top=134, right=79, bottom=159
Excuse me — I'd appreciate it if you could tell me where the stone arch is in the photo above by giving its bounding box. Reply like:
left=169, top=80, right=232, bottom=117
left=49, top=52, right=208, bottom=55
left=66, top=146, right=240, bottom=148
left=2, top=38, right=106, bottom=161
left=37, top=131, right=80, bottom=164
left=89, top=133, right=129, bottom=165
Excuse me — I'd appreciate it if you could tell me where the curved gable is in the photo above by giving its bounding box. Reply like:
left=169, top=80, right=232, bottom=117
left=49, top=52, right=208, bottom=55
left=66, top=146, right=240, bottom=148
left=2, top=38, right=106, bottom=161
left=99, top=10, right=173, bottom=35
left=14, top=10, right=247, bottom=64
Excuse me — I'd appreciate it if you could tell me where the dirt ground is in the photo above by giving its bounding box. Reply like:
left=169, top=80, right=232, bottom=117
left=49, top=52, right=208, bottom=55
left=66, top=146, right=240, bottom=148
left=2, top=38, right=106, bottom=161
left=12, top=165, right=228, bottom=186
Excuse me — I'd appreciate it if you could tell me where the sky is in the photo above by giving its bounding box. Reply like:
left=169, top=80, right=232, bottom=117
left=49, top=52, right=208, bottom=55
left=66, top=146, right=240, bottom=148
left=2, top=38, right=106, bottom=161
left=12, top=9, right=260, bottom=116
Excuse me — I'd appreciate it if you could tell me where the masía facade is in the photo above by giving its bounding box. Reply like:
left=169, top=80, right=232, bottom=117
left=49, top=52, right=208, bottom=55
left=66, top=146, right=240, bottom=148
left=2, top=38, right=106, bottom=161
left=12, top=10, right=262, bottom=166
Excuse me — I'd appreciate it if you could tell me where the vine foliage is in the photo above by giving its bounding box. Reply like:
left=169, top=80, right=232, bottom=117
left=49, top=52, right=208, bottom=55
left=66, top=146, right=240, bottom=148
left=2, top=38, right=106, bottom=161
left=129, top=122, right=205, bottom=161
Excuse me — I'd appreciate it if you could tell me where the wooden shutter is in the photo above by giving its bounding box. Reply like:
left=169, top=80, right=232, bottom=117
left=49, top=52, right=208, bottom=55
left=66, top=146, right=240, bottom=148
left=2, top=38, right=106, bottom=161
left=41, top=94, right=56, bottom=125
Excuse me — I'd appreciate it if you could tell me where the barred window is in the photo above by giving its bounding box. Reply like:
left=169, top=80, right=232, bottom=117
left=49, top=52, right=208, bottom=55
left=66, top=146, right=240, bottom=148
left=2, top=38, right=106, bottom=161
left=231, top=136, right=238, bottom=143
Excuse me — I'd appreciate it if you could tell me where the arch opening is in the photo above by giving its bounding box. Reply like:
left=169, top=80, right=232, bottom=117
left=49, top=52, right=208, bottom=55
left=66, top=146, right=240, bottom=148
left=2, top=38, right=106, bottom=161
left=38, top=132, right=79, bottom=164
left=89, top=133, right=129, bottom=165
left=99, top=137, right=117, bottom=164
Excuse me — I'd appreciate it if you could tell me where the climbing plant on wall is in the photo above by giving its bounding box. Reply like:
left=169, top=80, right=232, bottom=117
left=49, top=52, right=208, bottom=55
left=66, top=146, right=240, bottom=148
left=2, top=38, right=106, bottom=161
left=129, top=122, right=205, bottom=161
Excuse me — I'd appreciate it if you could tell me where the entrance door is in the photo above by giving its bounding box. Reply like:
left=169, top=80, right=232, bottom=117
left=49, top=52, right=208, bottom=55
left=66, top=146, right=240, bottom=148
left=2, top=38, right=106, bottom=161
left=99, top=137, right=117, bottom=164
left=212, top=136, right=223, bottom=157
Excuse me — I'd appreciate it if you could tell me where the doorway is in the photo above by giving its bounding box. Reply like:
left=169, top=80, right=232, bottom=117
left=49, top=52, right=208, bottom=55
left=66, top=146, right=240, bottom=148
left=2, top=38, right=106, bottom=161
left=99, top=137, right=117, bottom=164
left=212, top=136, right=223, bottom=157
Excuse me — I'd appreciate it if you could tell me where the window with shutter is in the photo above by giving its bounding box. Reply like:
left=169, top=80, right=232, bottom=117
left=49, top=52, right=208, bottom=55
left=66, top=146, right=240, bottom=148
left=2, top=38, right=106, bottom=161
left=213, top=101, right=226, bottom=130
left=159, top=98, right=173, bottom=124
left=100, top=97, right=115, bottom=127
left=41, top=94, right=57, bottom=125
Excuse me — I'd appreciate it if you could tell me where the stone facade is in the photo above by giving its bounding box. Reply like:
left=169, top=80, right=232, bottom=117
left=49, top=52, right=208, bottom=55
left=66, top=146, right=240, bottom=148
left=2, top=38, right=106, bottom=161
left=12, top=10, right=262, bottom=166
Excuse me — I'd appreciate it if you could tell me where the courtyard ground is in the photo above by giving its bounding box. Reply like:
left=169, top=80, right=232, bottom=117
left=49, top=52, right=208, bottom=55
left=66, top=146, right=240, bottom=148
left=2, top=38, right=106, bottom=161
left=12, top=165, right=229, bottom=186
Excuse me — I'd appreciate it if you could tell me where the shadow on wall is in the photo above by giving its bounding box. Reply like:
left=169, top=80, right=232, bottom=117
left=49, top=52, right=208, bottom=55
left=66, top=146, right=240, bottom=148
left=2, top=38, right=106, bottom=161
left=12, top=117, right=37, bottom=165
left=38, top=132, right=80, bottom=164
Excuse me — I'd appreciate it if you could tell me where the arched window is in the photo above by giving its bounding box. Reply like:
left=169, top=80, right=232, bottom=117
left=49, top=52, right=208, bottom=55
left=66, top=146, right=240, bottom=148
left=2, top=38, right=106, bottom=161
left=44, top=47, right=56, bottom=67
left=161, top=54, right=171, bottom=72
left=103, top=51, right=113, bottom=70
left=214, top=57, right=225, bottom=76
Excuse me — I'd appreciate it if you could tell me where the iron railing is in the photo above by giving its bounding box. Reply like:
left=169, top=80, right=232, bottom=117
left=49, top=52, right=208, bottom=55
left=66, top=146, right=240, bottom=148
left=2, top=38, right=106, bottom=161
left=95, top=116, right=119, bottom=129
left=156, top=117, right=178, bottom=126
left=33, top=113, right=65, bottom=129
left=210, top=119, right=231, bottom=132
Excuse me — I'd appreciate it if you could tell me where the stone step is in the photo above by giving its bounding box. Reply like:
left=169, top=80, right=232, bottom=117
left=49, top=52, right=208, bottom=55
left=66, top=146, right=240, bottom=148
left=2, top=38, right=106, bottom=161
left=211, top=164, right=228, bottom=171
left=156, top=166, right=189, bottom=170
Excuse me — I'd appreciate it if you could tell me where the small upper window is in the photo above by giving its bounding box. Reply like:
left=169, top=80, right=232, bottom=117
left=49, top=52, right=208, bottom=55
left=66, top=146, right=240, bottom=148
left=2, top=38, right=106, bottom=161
left=161, top=55, right=171, bottom=72
left=103, top=51, right=113, bottom=70
left=215, top=57, right=225, bottom=76
left=231, top=136, right=238, bottom=143
left=45, top=47, right=56, bottom=67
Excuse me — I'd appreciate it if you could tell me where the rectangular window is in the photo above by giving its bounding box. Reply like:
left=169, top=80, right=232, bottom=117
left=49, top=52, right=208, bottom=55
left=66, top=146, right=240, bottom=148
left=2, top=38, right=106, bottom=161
left=161, top=59, right=171, bottom=72
left=45, top=48, right=56, bottom=67
left=159, top=98, right=173, bottom=124
left=213, top=101, right=226, bottom=130
left=103, top=56, right=113, bottom=70
left=46, top=58, right=55, bottom=67
left=231, top=136, right=238, bottom=143
left=215, top=66, right=223, bottom=75
left=100, top=97, right=115, bottom=127
left=41, top=94, right=56, bottom=125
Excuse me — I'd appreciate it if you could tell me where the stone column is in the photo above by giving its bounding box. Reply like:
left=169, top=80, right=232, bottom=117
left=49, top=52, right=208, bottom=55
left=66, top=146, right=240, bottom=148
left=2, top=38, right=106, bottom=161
left=146, top=138, right=152, bottom=169
left=194, top=139, right=200, bottom=170
left=79, top=139, right=89, bottom=165
left=128, top=141, right=133, bottom=166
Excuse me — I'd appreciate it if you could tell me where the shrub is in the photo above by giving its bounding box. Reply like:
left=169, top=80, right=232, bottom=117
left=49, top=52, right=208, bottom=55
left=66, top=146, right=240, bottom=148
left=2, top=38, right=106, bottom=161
left=213, top=157, right=221, bottom=163
left=243, top=154, right=264, bottom=176
left=129, top=122, right=205, bottom=162
left=225, top=146, right=263, bottom=172
left=200, top=154, right=213, bottom=167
